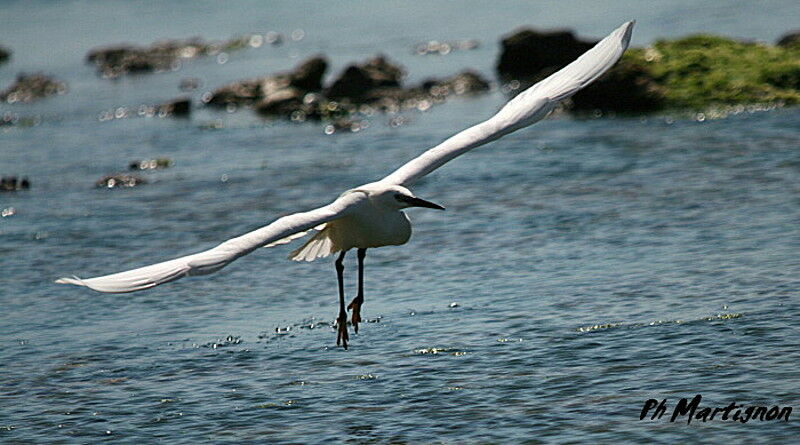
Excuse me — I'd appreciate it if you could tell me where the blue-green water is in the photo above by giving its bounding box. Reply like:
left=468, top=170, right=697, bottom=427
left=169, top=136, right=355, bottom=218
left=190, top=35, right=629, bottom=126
left=2, top=1, right=799, bottom=443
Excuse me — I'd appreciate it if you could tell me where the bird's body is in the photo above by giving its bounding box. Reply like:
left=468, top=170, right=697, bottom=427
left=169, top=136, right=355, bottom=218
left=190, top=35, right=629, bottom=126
left=57, top=21, right=635, bottom=348
left=290, top=183, right=414, bottom=261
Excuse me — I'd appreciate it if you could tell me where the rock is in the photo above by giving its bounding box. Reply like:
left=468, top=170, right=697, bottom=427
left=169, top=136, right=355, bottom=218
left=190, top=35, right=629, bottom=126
left=420, top=70, right=491, bottom=98
left=95, top=174, right=146, bottom=189
left=262, top=66, right=490, bottom=120
left=290, top=56, right=327, bottom=91
left=1, top=73, right=67, bottom=104
left=0, top=45, right=10, bottom=63
left=776, top=30, right=800, bottom=48
left=570, top=59, right=666, bottom=112
left=206, top=56, right=328, bottom=108
left=255, top=87, right=306, bottom=117
left=87, top=44, right=174, bottom=78
left=496, top=28, right=595, bottom=79
left=204, top=78, right=263, bottom=107
left=212, top=54, right=491, bottom=121
left=1, top=176, right=30, bottom=192
left=86, top=34, right=258, bottom=78
left=326, top=55, right=404, bottom=99
left=495, top=26, right=662, bottom=112
left=326, top=66, right=373, bottom=99
left=358, top=70, right=491, bottom=113
left=628, top=34, right=800, bottom=110
left=157, top=97, right=191, bottom=116
left=129, top=158, right=172, bottom=171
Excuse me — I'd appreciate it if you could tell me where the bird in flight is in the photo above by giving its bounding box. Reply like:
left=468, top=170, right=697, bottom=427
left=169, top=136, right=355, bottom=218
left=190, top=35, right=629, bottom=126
left=58, top=21, right=634, bottom=348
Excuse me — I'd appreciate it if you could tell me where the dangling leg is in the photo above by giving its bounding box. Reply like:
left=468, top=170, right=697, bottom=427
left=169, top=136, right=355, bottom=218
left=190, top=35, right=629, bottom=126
left=348, top=248, right=367, bottom=333
left=335, top=250, right=349, bottom=349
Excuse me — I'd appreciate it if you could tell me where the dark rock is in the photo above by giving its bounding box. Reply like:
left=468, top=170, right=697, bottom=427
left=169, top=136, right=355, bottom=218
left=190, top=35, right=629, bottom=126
left=158, top=97, right=191, bottom=116
left=496, top=26, right=663, bottom=112
left=1, top=73, right=67, bottom=104
left=204, top=78, right=263, bottom=107
left=87, top=44, right=174, bottom=78
left=570, top=59, right=666, bottom=112
left=776, top=30, right=800, bottom=48
left=326, top=55, right=404, bottom=99
left=129, top=158, right=172, bottom=171
left=86, top=35, right=257, bottom=78
left=0, top=45, right=10, bottom=63
left=1, top=176, right=30, bottom=192
left=256, top=67, right=491, bottom=120
left=326, top=66, right=373, bottom=99
left=290, top=56, right=327, bottom=91
left=212, top=54, right=491, bottom=121
left=420, top=70, right=491, bottom=98
left=496, top=28, right=595, bottom=79
left=95, top=174, right=146, bottom=189
left=205, top=56, right=328, bottom=108
left=255, top=88, right=306, bottom=117
left=131, top=98, right=190, bottom=118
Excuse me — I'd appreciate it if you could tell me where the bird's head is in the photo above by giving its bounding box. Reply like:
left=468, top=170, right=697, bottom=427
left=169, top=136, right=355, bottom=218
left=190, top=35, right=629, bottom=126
left=365, top=184, right=445, bottom=211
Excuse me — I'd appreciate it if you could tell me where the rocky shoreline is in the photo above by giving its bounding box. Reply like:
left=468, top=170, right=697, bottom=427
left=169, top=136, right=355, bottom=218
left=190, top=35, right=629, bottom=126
left=1, top=27, right=798, bottom=119
left=1, top=26, right=797, bottom=194
left=203, top=55, right=489, bottom=124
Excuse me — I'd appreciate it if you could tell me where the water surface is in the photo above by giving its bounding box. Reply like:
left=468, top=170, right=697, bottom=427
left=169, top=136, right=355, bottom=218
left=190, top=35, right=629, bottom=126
left=1, top=1, right=799, bottom=443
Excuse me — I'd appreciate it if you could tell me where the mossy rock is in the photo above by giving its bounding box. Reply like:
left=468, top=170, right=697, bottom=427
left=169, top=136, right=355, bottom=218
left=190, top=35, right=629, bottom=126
left=497, top=30, right=800, bottom=112
left=624, top=34, right=800, bottom=110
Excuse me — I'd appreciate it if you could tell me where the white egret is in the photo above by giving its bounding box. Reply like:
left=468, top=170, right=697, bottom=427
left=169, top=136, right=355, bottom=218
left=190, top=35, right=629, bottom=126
left=58, top=21, right=634, bottom=348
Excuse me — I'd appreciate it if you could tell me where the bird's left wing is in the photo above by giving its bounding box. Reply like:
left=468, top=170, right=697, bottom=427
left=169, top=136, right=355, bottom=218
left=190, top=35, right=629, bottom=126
left=55, top=191, right=366, bottom=293
left=381, top=20, right=634, bottom=187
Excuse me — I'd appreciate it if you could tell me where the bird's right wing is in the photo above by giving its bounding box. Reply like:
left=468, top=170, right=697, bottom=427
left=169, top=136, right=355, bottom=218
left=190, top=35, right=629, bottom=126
left=381, top=20, right=634, bottom=187
left=55, top=191, right=366, bottom=293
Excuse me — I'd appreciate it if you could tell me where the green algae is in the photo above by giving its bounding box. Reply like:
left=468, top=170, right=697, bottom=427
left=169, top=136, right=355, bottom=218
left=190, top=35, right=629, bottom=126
left=623, top=34, right=800, bottom=110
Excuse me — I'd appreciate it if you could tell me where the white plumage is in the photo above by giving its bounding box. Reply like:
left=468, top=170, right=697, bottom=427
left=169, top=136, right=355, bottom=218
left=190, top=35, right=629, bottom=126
left=57, top=21, right=634, bottom=346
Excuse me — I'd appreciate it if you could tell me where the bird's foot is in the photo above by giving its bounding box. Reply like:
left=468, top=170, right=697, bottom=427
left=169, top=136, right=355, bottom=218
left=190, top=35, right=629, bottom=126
left=347, top=295, right=363, bottom=334
left=336, top=312, right=349, bottom=349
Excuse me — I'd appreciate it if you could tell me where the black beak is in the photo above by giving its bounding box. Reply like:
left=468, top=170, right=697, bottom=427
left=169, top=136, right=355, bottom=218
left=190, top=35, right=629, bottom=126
left=398, top=195, right=445, bottom=210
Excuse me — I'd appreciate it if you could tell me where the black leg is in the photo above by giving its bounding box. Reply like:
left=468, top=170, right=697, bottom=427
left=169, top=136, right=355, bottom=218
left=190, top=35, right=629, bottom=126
left=335, top=250, right=349, bottom=349
left=348, top=248, right=367, bottom=333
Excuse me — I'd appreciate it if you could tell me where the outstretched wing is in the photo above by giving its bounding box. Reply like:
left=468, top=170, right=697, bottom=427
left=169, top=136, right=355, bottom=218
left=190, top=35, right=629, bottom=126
left=55, top=192, right=366, bottom=293
left=381, top=21, right=634, bottom=187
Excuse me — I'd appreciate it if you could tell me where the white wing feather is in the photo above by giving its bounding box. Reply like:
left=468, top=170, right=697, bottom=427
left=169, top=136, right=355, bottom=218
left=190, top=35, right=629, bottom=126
left=55, top=193, right=365, bottom=293
left=381, top=21, right=634, bottom=187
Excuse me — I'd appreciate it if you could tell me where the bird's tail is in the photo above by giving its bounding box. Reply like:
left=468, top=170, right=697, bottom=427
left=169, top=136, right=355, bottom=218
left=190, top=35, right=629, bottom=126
left=289, top=225, right=341, bottom=261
